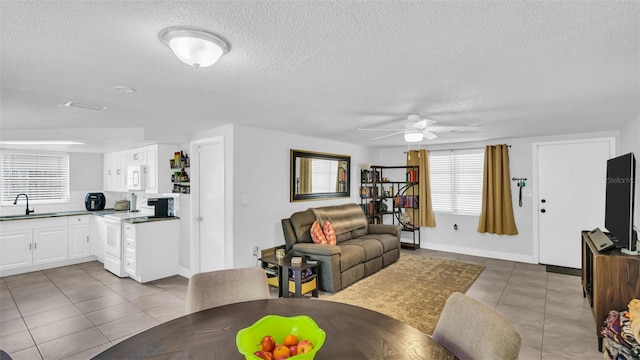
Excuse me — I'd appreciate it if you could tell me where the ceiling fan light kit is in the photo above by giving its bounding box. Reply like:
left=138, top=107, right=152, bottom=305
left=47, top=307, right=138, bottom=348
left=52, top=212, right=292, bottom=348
left=160, top=27, right=230, bottom=68
left=404, top=129, right=423, bottom=142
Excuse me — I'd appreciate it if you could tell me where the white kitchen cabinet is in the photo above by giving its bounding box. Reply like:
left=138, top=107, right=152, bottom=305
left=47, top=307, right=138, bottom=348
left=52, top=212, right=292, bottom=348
left=33, top=226, right=68, bottom=265
left=0, top=230, right=33, bottom=271
left=143, top=144, right=176, bottom=194
left=128, top=149, right=146, bottom=165
left=123, top=219, right=179, bottom=283
left=91, top=216, right=106, bottom=262
left=103, top=151, right=127, bottom=192
left=0, top=218, right=69, bottom=272
left=68, top=215, right=91, bottom=259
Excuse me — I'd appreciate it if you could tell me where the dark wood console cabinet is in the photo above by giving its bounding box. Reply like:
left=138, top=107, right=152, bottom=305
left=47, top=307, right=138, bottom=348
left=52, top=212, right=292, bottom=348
left=581, top=230, right=640, bottom=350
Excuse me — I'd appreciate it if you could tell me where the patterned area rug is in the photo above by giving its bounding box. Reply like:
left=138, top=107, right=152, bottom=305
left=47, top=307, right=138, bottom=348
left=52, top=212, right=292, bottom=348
left=319, top=253, right=485, bottom=335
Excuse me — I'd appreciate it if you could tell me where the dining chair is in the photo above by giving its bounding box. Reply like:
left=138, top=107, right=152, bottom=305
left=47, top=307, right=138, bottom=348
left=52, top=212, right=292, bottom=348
left=185, top=267, right=271, bottom=314
left=431, top=292, right=521, bottom=360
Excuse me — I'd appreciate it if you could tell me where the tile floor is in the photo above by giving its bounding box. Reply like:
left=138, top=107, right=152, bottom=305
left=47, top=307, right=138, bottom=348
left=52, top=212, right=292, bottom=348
left=0, top=250, right=604, bottom=359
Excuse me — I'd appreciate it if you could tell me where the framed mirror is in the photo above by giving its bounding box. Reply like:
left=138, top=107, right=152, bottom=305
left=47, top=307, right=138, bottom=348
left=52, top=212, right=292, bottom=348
left=290, top=149, right=350, bottom=202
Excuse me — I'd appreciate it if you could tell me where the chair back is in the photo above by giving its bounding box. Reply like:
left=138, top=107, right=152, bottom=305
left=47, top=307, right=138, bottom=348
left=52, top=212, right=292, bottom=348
left=432, top=292, right=521, bottom=360
left=186, top=267, right=271, bottom=314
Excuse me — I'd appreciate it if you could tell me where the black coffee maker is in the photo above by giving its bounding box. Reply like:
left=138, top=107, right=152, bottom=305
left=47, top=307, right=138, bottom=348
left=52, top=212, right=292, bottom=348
left=147, top=197, right=175, bottom=217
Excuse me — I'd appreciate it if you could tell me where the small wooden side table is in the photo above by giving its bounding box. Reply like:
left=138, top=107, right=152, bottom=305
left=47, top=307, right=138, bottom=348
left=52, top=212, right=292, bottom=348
left=260, top=255, right=319, bottom=298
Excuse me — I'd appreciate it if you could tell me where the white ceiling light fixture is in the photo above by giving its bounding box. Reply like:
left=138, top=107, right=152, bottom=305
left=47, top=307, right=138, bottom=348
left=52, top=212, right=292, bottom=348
left=404, top=128, right=423, bottom=142
left=61, top=101, right=108, bottom=111
left=160, top=27, right=230, bottom=69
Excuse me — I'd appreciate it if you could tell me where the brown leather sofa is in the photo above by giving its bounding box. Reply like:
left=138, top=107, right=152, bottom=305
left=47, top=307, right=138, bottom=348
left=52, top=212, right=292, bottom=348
left=281, top=203, right=400, bottom=293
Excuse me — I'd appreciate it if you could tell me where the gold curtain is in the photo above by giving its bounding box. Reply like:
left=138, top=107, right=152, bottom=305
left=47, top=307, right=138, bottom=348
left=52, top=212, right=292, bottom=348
left=406, top=150, right=436, bottom=227
left=299, top=158, right=312, bottom=194
left=477, top=145, right=518, bottom=235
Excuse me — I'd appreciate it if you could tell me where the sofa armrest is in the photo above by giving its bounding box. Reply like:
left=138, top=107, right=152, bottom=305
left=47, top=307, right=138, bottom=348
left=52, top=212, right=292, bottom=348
left=368, top=224, right=401, bottom=237
left=291, top=243, right=342, bottom=256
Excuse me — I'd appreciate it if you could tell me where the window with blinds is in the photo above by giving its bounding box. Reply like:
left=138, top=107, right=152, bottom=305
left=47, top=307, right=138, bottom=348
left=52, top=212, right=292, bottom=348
left=1, top=152, right=70, bottom=205
left=430, top=149, right=484, bottom=215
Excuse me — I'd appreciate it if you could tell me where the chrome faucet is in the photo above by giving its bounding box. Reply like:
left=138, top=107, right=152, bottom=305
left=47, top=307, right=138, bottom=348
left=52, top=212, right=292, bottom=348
left=13, top=193, right=34, bottom=215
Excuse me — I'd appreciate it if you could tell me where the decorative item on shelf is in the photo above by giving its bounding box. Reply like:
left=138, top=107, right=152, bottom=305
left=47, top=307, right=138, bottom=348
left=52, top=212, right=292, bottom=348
left=291, top=256, right=302, bottom=265
left=275, top=248, right=285, bottom=261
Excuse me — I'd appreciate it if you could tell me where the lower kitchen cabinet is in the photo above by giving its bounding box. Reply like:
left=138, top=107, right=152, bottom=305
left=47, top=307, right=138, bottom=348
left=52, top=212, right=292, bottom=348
left=0, top=218, right=69, bottom=272
left=123, top=219, right=179, bottom=283
left=0, top=229, right=33, bottom=270
left=69, top=215, right=91, bottom=259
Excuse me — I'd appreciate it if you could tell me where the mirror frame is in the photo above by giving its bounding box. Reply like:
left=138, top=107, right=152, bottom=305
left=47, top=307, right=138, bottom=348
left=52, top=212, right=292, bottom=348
left=290, top=149, right=351, bottom=202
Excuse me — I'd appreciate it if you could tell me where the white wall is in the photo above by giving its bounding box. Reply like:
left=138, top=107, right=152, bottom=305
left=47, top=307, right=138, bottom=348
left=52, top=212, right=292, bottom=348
left=230, top=125, right=376, bottom=268
left=378, top=130, right=619, bottom=263
left=618, top=115, right=640, bottom=231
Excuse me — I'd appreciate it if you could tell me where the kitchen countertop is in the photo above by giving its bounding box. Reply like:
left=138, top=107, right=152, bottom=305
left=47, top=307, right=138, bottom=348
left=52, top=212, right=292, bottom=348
left=0, top=209, right=178, bottom=223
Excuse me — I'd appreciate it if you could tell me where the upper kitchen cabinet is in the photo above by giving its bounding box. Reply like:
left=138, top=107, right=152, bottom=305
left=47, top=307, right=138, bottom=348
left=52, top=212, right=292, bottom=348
left=103, top=151, right=128, bottom=192
left=143, top=144, right=176, bottom=194
left=104, top=144, right=177, bottom=194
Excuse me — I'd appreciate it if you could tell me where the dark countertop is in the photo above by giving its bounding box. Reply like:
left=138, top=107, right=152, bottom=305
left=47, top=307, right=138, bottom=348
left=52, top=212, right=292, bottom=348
left=0, top=209, right=119, bottom=222
left=122, top=216, right=180, bottom=224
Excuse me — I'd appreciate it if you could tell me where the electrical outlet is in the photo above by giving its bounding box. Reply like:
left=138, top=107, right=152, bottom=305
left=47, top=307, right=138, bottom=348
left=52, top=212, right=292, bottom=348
left=252, top=246, right=259, bottom=257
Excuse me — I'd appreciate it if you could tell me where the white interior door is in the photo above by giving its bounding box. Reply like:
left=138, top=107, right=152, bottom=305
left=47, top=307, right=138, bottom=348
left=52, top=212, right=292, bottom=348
left=197, top=141, right=225, bottom=273
left=536, top=139, right=613, bottom=268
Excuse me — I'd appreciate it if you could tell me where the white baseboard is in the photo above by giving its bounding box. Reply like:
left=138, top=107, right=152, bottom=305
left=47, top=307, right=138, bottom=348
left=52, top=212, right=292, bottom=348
left=0, top=256, right=98, bottom=277
left=420, top=242, right=539, bottom=264
left=178, top=265, right=191, bottom=278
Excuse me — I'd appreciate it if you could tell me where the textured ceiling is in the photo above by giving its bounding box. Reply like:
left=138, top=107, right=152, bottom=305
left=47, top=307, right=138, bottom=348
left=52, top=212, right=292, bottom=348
left=1, top=1, right=638, bottom=152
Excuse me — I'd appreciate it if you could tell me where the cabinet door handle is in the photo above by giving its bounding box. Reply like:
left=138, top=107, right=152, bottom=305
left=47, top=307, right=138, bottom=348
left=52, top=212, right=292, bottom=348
left=29, top=243, right=31, bottom=250
left=86, top=236, right=90, bottom=242
left=108, top=170, right=112, bottom=175
left=133, top=153, right=138, bottom=160
left=117, top=169, right=121, bottom=175
left=33, top=243, right=37, bottom=249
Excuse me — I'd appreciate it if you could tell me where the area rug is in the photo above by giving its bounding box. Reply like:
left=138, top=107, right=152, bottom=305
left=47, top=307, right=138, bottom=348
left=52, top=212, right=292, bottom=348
left=319, top=253, right=485, bottom=335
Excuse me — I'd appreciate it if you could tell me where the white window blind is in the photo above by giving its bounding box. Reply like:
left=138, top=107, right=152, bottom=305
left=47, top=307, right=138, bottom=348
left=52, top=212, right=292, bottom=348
left=1, top=152, right=70, bottom=205
left=430, top=149, right=484, bottom=215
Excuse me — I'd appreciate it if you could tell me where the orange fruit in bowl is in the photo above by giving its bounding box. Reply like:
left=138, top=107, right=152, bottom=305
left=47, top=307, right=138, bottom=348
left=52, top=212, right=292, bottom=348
left=283, top=334, right=299, bottom=347
left=272, top=344, right=290, bottom=359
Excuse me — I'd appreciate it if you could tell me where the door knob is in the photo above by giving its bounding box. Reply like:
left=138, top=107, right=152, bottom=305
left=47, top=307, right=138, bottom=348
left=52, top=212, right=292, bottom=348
left=540, top=209, right=546, bottom=213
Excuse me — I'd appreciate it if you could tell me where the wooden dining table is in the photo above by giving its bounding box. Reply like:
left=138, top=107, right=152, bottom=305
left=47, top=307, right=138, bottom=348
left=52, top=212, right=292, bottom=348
left=93, top=298, right=456, bottom=359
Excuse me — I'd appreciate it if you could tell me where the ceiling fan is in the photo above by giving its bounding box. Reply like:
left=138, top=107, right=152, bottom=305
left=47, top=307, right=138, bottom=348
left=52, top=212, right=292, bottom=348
left=357, top=114, right=481, bottom=142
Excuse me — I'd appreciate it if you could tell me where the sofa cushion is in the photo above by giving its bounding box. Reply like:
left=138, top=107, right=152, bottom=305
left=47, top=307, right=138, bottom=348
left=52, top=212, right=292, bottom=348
left=341, top=238, right=383, bottom=261
left=310, top=221, right=327, bottom=244
left=358, top=233, right=399, bottom=253
left=350, top=227, right=368, bottom=238
left=338, top=244, right=365, bottom=271
left=322, top=221, right=337, bottom=245
left=289, top=210, right=316, bottom=243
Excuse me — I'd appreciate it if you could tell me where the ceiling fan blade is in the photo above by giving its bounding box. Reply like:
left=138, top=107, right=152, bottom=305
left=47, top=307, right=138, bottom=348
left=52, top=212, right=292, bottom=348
left=422, top=131, right=439, bottom=140
left=428, top=126, right=482, bottom=132
left=410, top=119, right=428, bottom=129
left=357, top=128, right=405, bottom=131
left=371, top=131, right=404, bottom=141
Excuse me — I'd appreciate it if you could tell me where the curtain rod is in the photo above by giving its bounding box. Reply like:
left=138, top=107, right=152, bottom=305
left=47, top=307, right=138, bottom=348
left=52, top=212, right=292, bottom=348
left=404, top=145, right=511, bottom=153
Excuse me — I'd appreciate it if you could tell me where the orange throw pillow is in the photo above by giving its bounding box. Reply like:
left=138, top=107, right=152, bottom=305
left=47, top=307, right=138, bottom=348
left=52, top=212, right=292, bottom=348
left=310, top=220, right=327, bottom=244
left=322, top=221, right=337, bottom=245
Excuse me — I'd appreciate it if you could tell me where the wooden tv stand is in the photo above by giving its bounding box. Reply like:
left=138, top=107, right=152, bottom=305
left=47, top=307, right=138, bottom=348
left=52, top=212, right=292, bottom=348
left=581, top=230, right=640, bottom=351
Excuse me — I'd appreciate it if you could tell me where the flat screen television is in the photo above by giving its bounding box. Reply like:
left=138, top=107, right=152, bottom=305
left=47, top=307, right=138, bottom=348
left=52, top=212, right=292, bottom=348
left=604, top=152, right=637, bottom=254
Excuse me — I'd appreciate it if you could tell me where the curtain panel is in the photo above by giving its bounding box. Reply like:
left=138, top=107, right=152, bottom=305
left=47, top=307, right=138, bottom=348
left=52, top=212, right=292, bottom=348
left=477, top=144, right=518, bottom=235
left=406, top=150, right=436, bottom=227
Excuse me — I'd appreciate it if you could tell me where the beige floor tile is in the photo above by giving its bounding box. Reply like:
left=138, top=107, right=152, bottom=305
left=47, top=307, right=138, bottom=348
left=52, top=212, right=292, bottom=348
left=85, top=302, right=141, bottom=326
left=74, top=293, right=127, bottom=314
left=0, top=316, right=28, bottom=337
left=15, top=293, right=73, bottom=317
left=97, top=312, right=159, bottom=341
left=8, top=346, right=43, bottom=360
left=30, top=315, right=94, bottom=344
left=23, top=304, right=82, bottom=329
left=144, top=301, right=187, bottom=323
left=37, top=327, right=109, bottom=360
left=0, top=330, right=35, bottom=353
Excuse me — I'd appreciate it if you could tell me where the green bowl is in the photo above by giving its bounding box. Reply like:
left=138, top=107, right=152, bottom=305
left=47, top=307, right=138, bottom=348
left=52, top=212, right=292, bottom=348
left=236, top=315, right=326, bottom=360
